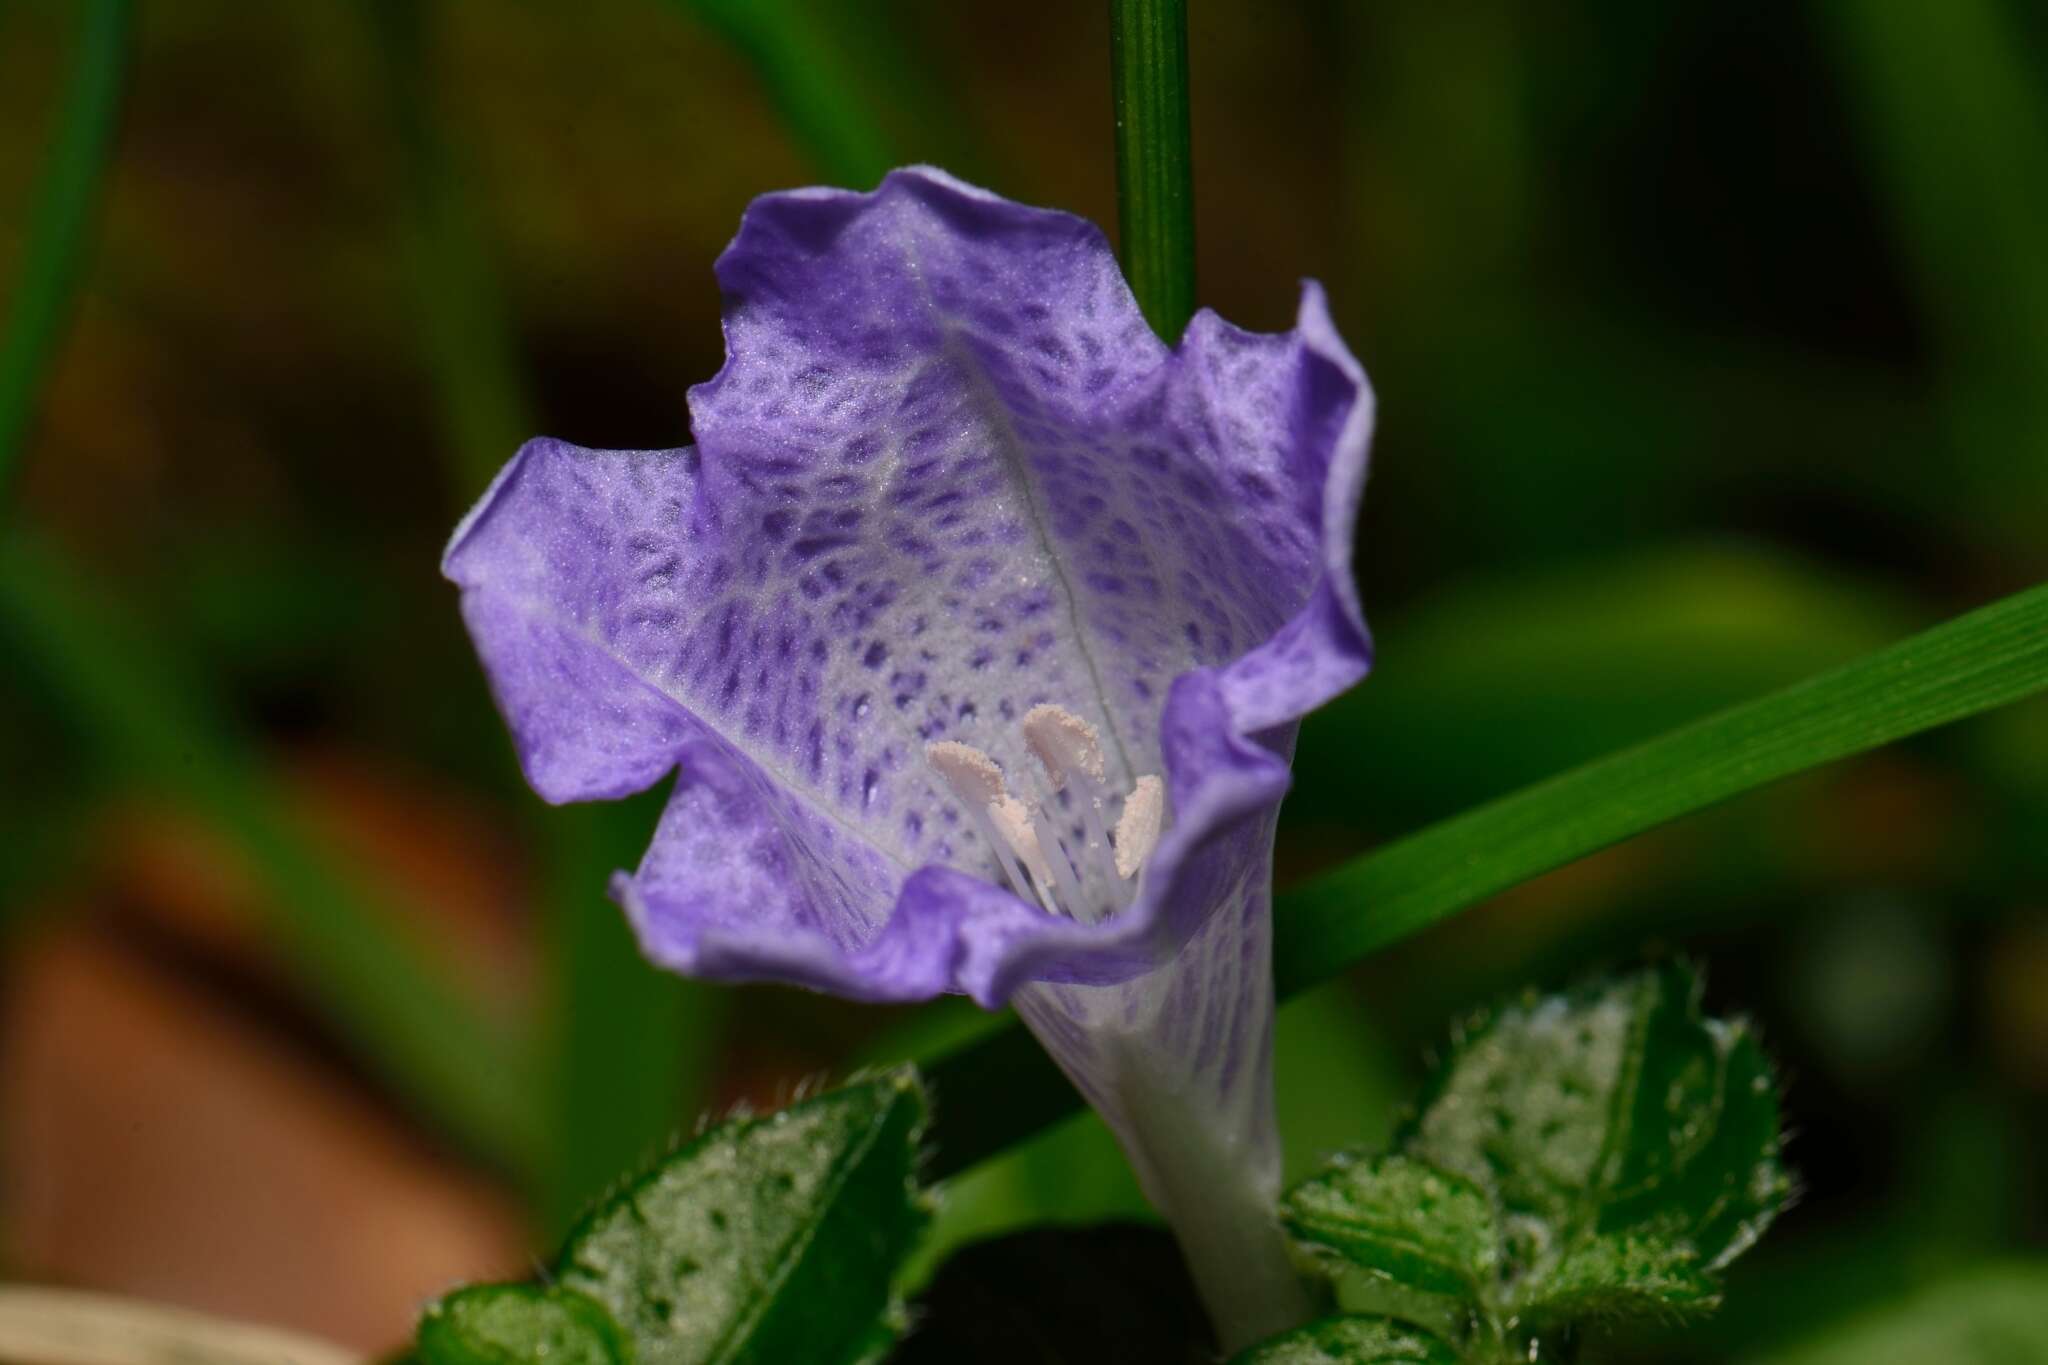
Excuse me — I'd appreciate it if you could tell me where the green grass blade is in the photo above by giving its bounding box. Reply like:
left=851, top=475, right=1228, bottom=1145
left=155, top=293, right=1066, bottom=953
left=0, top=537, right=545, bottom=1178
left=365, top=0, right=533, bottom=500
left=1274, top=579, right=2048, bottom=993
left=1110, top=0, right=1196, bottom=340
left=0, top=0, right=131, bottom=499
left=926, top=580, right=2048, bottom=1175
left=672, top=0, right=895, bottom=187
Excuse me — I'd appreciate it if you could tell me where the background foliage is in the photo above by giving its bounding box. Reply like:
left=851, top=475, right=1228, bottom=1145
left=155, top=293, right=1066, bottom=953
left=0, top=0, right=2042, bottom=1358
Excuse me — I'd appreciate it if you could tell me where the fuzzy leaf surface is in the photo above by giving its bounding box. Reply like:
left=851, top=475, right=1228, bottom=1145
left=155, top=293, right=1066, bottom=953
left=557, top=1068, right=931, bottom=1365
left=413, top=1071, right=930, bottom=1365
left=1282, top=1155, right=1496, bottom=1300
left=1402, top=962, right=1789, bottom=1323
left=1282, top=965, right=1790, bottom=1356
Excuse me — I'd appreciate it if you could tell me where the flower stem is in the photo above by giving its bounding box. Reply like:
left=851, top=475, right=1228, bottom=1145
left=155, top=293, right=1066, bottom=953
left=0, top=0, right=131, bottom=505
left=1110, top=0, right=1197, bottom=341
left=1104, top=1043, right=1314, bottom=1353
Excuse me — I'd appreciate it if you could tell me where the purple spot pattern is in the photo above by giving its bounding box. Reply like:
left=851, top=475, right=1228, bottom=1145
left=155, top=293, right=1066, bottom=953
left=442, top=165, right=1372, bottom=1016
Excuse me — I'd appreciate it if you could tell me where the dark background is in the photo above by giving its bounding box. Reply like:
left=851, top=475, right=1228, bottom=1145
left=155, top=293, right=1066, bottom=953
left=1, top=1, right=2043, bottom=1356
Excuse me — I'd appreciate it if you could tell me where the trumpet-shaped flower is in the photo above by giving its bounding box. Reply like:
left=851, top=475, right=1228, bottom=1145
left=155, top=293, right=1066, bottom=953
left=444, top=167, right=1373, bottom=1349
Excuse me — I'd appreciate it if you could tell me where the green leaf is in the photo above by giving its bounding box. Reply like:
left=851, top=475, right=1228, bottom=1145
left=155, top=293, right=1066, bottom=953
left=1282, top=1155, right=1496, bottom=1300
left=1400, top=964, right=1788, bottom=1327
left=923, top=579, right=2048, bottom=1179
left=1531, top=1228, right=1719, bottom=1325
left=417, top=1286, right=629, bottom=1365
left=1228, top=1315, right=1460, bottom=1365
left=555, top=1068, right=931, bottom=1365
left=1409, top=965, right=1794, bottom=1268
left=1637, top=1024, right=1786, bottom=1270
left=1278, top=966, right=1788, bottom=1357
left=1754, top=1263, right=2048, bottom=1365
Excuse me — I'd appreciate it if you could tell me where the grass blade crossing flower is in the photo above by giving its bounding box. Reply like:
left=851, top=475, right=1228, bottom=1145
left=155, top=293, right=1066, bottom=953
left=443, top=168, right=1374, bottom=1350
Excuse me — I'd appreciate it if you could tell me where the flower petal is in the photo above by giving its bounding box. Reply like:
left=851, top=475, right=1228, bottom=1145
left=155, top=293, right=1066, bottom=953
left=445, top=168, right=1374, bottom=1003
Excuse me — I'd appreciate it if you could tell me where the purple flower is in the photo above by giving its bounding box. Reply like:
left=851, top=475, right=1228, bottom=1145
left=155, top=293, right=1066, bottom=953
left=444, top=167, right=1372, bottom=1348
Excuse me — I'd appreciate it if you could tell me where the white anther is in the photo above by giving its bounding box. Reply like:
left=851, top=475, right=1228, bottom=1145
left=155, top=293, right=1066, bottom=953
left=927, top=719, right=1167, bottom=917
left=926, top=740, right=1007, bottom=807
left=1021, top=703, right=1107, bottom=790
left=1113, top=774, right=1165, bottom=879
left=989, top=794, right=1053, bottom=890
left=927, top=740, right=1038, bottom=904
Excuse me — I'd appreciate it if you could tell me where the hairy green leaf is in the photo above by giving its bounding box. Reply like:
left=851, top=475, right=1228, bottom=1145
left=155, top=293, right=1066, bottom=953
left=556, top=1068, right=931, bottom=1365
left=412, top=1072, right=932, bottom=1364
left=1405, top=963, right=1788, bottom=1326
left=1282, top=966, right=1789, bottom=1357
left=1407, top=964, right=1789, bottom=1268
left=1531, top=1228, right=1719, bottom=1325
left=1228, top=1315, right=1460, bottom=1365
left=417, top=1286, right=628, bottom=1365
left=1283, top=1155, right=1496, bottom=1300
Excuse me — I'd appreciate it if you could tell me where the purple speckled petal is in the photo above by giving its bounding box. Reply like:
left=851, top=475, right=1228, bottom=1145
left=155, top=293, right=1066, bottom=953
left=445, top=168, right=1371, bottom=1006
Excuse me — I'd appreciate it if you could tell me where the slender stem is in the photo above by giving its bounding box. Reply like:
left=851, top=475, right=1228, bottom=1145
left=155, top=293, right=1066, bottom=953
left=1110, top=0, right=1197, bottom=340
left=0, top=0, right=132, bottom=503
left=1093, top=1037, right=1313, bottom=1352
left=0, top=1287, right=359, bottom=1365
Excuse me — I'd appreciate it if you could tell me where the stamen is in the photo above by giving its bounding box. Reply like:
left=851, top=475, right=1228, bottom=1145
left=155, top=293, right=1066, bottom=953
left=1023, top=702, right=1115, bottom=875
left=1021, top=704, right=1107, bottom=789
left=989, top=794, right=1054, bottom=894
left=926, top=719, right=1170, bottom=917
left=926, top=740, right=1006, bottom=807
left=1030, top=804, right=1090, bottom=919
left=1114, top=774, right=1165, bottom=879
left=926, top=740, right=1036, bottom=904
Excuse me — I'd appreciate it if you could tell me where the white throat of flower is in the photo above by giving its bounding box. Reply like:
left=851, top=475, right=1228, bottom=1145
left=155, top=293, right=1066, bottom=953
left=926, top=704, right=1164, bottom=922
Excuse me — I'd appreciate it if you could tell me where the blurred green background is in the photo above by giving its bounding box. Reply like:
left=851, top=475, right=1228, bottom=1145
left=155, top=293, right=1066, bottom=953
left=0, top=0, right=2043, bottom=1357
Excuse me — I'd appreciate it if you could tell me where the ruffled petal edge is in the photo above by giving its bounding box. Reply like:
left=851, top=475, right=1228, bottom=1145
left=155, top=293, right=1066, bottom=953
left=612, top=282, right=1374, bottom=1006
